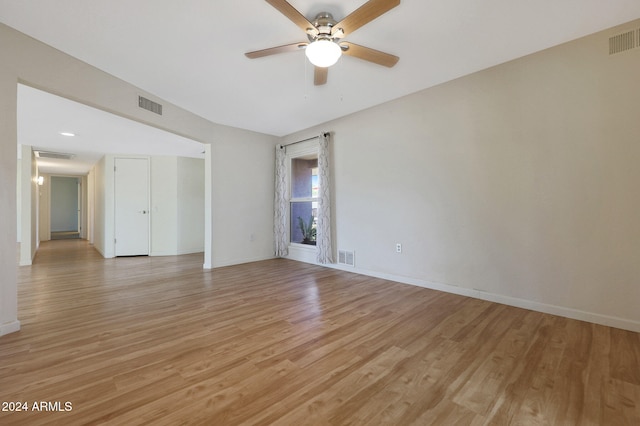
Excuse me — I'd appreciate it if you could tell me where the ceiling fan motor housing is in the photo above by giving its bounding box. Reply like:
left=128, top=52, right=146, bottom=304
left=307, top=12, right=339, bottom=41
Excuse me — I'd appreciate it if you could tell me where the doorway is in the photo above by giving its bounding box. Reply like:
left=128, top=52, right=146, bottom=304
left=50, top=176, right=81, bottom=240
left=114, top=158, right=150, bottom=256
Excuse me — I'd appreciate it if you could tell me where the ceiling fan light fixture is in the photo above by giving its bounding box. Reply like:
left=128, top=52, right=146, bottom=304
left=305, top=38, right=342, bottom=67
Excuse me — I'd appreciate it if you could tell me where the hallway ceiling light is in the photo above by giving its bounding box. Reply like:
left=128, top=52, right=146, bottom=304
left=59, top=132, right=75, bottom=137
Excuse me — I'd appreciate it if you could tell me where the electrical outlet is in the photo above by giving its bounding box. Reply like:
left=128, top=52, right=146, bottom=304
left=396, top=243, right=402, bottom=253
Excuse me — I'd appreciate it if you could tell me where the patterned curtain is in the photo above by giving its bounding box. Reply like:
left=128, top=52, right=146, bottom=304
left=274, top=145, right=288, bottom=257
left=316, top=133, right=333, bottom=264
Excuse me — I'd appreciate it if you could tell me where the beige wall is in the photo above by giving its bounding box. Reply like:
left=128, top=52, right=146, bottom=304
left=0, top=23, right=276, bottom=336
left=209, top=132, right=276, bottom=267
left=283, top=19, right=640, bottom=331
left=0, top=75, right=18, bottom=335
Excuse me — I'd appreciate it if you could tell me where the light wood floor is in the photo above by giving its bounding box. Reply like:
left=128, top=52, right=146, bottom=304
left=1, top=240, right=639, bottom=425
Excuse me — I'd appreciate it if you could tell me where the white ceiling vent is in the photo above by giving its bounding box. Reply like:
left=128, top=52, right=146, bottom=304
left=35, top=150, right=75, bottom=160
left=338, top=250, right=355, bottom=267
left=609, top=29, right=639, bottom=55
left=138, top=95, right=163, bottom=115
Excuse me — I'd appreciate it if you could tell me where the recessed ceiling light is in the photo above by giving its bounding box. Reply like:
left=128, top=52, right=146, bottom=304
left=59, top=132, right=75, bottom=137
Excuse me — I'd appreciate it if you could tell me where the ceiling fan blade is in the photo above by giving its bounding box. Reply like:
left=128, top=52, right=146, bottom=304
left=332, top=0, right=400, bottom=36
left=265, top=0, right=319, bottom=36
left=314, top=67, right=328, bottom=85
left=245, top=42, right=307, bottom=59
left=340, top=42, right=399, bottom=67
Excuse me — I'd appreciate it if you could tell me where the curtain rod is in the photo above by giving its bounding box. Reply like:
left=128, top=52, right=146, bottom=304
left=280, top=132, right=329, bottom=148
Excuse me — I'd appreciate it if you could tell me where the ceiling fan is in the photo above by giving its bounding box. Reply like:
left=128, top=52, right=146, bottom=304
left=245, top=0, right=400, bottom=85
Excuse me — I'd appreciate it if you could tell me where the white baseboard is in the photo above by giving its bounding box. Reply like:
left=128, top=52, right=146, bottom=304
left=210, top=254, right=275, bottom=269
left=93, top=245, right=114, bottom=259
left=150, top=250, right=178, bottom=257
left=177, top=247, right=204, bottom=256
left=0, top=320, right=21, bottom=336
left=151, top=249, right=205, bottom=257
left=323, top=263, right=640, bottom=333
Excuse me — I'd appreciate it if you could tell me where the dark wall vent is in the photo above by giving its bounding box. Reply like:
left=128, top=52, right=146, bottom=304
left=138, top=96, right=163, bottom=115
left=609, top=29, right=638, bottom=55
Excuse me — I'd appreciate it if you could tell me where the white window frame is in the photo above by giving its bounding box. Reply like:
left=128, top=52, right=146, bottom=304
left=285, top=140, right=319, bottom=252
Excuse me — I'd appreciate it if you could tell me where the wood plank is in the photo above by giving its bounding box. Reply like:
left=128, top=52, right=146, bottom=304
left=0, top=239, right=638, bottom=425
left=610, top=327, right=640, bottom=385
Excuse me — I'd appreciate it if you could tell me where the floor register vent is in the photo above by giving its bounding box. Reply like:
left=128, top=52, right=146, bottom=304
left=609, top=29, right=639, bottom=55
left=338, top=250, right=355, bottom=267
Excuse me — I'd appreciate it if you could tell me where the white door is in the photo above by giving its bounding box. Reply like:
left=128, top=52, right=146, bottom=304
left=115, top=158, right=149, bottom=256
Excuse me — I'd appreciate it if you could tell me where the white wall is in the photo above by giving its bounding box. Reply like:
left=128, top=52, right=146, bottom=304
left=97, top=155, right=206, bottom=257
left=87, top=170, right=95, bottom=244
left=150, top=156, right=178, bottom=256
left=16, top=156, right=21, bottom=244
left=80, top=175, right=88, bottom=239
left=38, top=174, right=51, bottom=242
left=18, top=145, right=38, bottom=266
left=177, top=157, right=205, bottom=255
left=282, top=19, right=640, bottom=332
left=149, top=156, right=205, bottom=256
left=92, top=156, right=114, bottom=258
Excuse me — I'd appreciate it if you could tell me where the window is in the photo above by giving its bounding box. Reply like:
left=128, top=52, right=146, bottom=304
left=274, top=133, right=331, bottom=262
left=289, top=154, right=318, bottom=246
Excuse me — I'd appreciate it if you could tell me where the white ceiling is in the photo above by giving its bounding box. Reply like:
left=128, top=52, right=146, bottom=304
left=2, top=1, right=640, bottom=142
left=18, top=84, right=204, bottom=175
